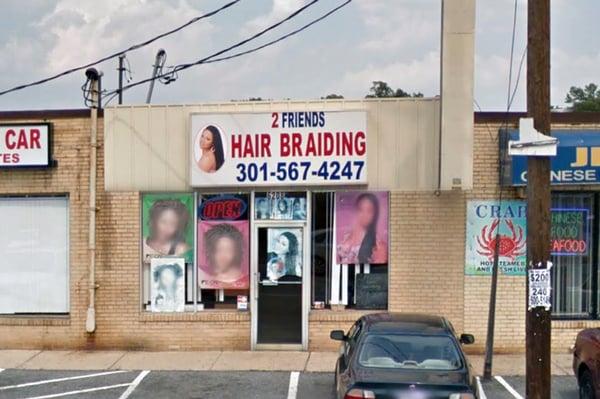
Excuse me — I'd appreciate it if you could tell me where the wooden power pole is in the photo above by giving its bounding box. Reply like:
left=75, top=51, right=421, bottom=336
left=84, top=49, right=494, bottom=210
left=526, top=0, right=552, bottom=398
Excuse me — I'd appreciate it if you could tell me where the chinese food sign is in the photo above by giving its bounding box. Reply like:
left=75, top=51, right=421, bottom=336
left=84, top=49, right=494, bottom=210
left=551, top=208, right=589, bottom=256
left=465, top=200, right=527, bottom=276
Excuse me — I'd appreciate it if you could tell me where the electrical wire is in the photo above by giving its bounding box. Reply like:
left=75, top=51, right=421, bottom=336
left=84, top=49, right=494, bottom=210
left=483, top=0, right=523, bottom=378
left=0, top=0, right=242, bottom=97
left=103, top=0, right=347, bottom=99
left=203, top=0, right=352, bottom=65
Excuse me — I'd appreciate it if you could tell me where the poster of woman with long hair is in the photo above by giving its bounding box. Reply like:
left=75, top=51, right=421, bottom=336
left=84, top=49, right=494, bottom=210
left=335, top=191, right=389, bottom=264
left=198, top=221, right=250, bottom=289
left=142, top=194, right=194, bottom=263
left=194, top=124, right=225, bottom=173
left=266, top=228, right=303, bottom=281
left=150, top=258, right=185, bottom=312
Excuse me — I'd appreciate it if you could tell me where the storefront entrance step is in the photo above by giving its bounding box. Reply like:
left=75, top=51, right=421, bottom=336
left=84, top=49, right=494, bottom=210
left=305, top=352, right=339, bottom=372
left=17, top=351, right=126, bottom=370
left=211, top=351, right=310, bottom=371
left=112, top=351, right=221, bottom=371
left=0, top=350, right=40, bottom=369
left=468, top=354, right=573, bottom=376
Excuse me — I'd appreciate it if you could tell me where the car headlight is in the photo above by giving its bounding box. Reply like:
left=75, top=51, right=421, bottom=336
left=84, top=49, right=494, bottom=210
left=449, top=394, right=475, bottom=399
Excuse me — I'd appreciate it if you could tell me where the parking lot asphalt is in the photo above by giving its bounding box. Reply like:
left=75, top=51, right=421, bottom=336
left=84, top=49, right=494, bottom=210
left=0, top=369, right=578, bottom=399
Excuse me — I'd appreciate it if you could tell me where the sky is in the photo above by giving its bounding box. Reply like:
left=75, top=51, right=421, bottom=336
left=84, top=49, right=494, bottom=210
left=0, top=0, right=597, bottom=111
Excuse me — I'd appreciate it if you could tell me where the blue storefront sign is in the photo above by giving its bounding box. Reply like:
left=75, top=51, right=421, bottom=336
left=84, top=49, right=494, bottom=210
left=510, top=130, right=600, bottom=185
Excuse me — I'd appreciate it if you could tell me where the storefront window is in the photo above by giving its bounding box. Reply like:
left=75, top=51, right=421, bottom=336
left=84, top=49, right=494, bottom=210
left=551, top=193, right=595, bottom=318
left=0, top=196, right=69, bottom=314
left=311, top=191, right=389, bottom=310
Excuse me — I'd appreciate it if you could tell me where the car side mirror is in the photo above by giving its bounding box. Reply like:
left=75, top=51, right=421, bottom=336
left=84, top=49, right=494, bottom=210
left=330, top=330, right=346, bottom=341
left=460, top=333, right=475, bottom=345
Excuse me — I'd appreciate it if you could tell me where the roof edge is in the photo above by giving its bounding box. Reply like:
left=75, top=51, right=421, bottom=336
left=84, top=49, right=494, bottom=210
left=475, top=111, right=600, bottom=124
left=0, top=109, right=103, bottom=120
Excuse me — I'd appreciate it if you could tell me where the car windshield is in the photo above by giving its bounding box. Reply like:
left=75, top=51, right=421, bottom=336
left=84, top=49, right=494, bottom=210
left=358, top=334, right=462, bottom=370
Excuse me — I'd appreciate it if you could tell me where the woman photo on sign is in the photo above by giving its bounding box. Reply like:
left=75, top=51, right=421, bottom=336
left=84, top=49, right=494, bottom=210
left=267, top=229, right=302, bottom=281
left=151, top=260, right=185, bottom=312
left=272, top=198, right=290, bottom=219
left=199, top=222, right=249, bottom=289
left=143, top=199, right=191, bottom=261
left=336, top=192, right=388, bottom=264
left=255, top=197, right=271, bottom=220
left=196, top=125, right=225, bottom=173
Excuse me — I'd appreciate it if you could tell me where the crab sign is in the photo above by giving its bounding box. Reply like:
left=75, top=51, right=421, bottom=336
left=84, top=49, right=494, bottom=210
left=476, top=219, right=525, bottom=261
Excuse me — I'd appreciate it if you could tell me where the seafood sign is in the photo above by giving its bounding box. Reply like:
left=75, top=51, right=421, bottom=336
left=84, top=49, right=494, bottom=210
left=465, top=200, right=527, bottom=276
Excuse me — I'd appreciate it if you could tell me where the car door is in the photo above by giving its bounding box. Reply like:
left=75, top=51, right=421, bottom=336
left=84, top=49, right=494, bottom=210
left=336, top=321, right=363, bottom=397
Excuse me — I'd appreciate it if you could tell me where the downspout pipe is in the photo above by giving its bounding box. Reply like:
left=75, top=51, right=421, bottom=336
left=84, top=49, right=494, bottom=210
left=85, top=68, right=101, bottom=333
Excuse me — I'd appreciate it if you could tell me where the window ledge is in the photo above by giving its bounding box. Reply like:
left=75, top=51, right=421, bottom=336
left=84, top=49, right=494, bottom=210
left=309, top=309, right=382, bottom=322
left=140, top=310, right=250, bottom=323
left=552, top=319, right=600, bottom=330
left=0, top=315, right=70, bottom=327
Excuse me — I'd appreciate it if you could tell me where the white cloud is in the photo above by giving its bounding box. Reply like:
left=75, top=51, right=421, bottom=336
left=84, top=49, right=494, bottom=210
left=337, top=51, right=441, bottom=98
left=242, top=0, right=305, bottom=36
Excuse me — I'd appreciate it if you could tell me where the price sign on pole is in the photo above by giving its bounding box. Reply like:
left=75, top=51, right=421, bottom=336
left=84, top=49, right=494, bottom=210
left=528, top=261, right=552, bottom=311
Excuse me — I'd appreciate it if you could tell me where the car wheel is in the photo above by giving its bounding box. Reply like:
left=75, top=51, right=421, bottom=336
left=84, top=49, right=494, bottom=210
left=579, top=369, right=596, bottom=399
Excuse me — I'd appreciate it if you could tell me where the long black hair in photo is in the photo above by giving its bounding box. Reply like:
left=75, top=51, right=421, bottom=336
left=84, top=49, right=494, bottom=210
left=280, top=231, right=299, bottom=275
left=205, top=125, right=224, bottom=170
left=356, top=193, right=380, bottom=263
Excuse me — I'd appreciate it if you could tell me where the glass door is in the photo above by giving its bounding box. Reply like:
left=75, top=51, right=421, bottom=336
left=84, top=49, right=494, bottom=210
left=256, top=226, right=303, bottom=344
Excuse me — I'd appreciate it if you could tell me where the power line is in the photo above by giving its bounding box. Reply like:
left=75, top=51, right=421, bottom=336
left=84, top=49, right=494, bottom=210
left=482, top=0, right=522, bottom=381
left=0, top=0, right=242, bottom=97
left=103, top=0, right=347, bottom=100
left=203, top=0, right=352, bottom=65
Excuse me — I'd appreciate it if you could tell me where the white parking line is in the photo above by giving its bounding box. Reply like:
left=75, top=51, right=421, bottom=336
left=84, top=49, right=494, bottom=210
left=22, top=383, right=131, bottom=399
left=475, top=376, right=487, bottom=399
left=118, top=370, right=150, bottom=399
left=495, top=376, right=524, bottom=399
left=0, top=370, right=128, bottom=391
left=0, top=368, right=4, bottom=374
left=287, top=371, right=300, bottom=399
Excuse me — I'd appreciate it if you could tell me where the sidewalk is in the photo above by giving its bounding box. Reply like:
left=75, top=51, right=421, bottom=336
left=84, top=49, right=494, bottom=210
left=0, top=350, right=574, bottom=376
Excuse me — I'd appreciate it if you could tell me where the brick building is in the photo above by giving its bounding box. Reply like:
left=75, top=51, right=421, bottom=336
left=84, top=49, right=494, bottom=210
left=0, top=105, right=598, bottom=354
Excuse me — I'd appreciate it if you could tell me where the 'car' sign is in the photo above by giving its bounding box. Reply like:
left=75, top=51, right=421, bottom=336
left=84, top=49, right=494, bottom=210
left=0, top=124, right=52, bottom=168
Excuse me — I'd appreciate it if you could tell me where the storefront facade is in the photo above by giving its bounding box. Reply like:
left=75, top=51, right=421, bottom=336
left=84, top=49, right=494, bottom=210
left=1, top=106, right=599, bottom=353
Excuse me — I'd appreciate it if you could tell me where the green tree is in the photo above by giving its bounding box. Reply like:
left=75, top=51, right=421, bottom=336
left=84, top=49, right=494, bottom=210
left=565, top=83, right=600, bottom=112
left=365, top=81, right=424, bottom=98
left=321, top=94, right=344, bottom=99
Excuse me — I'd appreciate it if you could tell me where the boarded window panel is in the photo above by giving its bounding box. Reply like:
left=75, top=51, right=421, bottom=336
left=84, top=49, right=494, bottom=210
left=0, top=197, right=69, bottom=314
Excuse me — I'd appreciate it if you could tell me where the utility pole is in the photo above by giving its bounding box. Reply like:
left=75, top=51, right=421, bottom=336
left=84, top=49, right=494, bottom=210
left=146, top=49, right=166, bottom=104
left=118, top=55, right=125, bottom=105
left=85, top=68, right=101, bottom=334
left=526, top=0, right=551, bottom=398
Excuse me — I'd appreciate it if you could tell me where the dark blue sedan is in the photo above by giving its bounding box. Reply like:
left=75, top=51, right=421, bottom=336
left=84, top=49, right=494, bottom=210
left=331, top=313, right=477, bottom=399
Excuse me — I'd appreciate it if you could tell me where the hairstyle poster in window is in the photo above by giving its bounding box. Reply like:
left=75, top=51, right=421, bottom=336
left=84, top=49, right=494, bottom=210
left=267, top=228, right=303, bottom=281
left=142, top=193, right=194, bottom=263
left=335, top=191, right=389, bottom=265
left=254, top=196, right=272, bottom=220
left=465, top=200, right=527, bottom=276
left=150, top=258, right=185, bottom=312
left=198, top=220, right=250, bottom=289
left=255, top=192, right=307, bottom=220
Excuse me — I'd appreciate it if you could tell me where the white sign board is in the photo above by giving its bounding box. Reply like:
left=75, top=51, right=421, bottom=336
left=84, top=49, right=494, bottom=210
left=0, top=124, right=51, bottom=168
left=189, top=111, right=367, bottom=187
left=528, top=262, right=552, bottom=311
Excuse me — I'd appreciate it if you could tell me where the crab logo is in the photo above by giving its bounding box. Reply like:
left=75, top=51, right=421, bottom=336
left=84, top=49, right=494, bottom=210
left=476, top=219, right=525, bottom=261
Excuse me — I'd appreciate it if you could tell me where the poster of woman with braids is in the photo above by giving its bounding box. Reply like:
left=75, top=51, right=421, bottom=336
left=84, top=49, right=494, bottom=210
left=198, top=220, right=249, bottom=289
